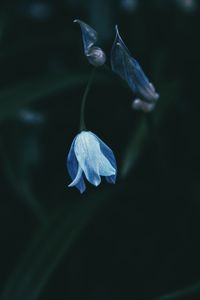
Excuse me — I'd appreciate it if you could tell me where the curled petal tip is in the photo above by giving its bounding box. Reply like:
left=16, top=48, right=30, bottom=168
left=149, top=82, right=155, bottom=92
left=132, top=98, right=156, bottom=112
left=73, top=19, right=81, bottom=25
left=68, top=166, right=83, bottom=187
left=116, top=42, right=122, bottom=49
left=149, top=83, right=160, bottom=100
left=92, top=178, right=101, bottom=187
left=73, top=19, right=82, bottom=23
left=155, top=92, right=160, bottom=100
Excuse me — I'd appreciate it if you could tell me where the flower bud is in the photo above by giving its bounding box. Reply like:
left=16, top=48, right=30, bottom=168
left=111, top=26, right=159, bottom=103
left=87, top=46, right=106, bottom=67
left=132, top=98, right=156, bottom=113
left=74, top=19, right=106, bottom=67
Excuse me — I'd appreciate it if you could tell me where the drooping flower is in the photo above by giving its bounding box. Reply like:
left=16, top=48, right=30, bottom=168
left=67, top=131, right=117, bottom=193
left=111, top=25, right=159, bottom=103
left=74, top=19, right=106, bottom=67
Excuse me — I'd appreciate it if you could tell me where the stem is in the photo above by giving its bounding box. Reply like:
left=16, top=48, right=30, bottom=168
left=80, top=68, right=96, bottom=131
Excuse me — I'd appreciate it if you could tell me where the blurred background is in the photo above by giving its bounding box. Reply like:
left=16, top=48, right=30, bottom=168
left=0, top=0, right=200, bottom=299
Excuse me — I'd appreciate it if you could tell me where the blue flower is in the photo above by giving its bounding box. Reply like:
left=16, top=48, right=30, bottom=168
left=111, top=25, right=159, bottom=103
left=67, top=131, right=117, bottom=193
left=74, top=19, right=106, bottom=67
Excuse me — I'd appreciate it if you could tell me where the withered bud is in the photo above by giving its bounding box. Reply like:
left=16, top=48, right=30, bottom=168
left=74, top=19, right=106, bottom=67
left=132, top=98, right=156, bottom=113
left=87, top=46, right=106, bottom=67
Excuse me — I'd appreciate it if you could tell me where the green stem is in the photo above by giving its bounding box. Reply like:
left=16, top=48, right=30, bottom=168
left=80, top=68, right=96, bottom=131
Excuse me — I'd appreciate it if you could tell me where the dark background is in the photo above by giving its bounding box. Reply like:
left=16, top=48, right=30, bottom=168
left=0, top=0, right=200, bottom=299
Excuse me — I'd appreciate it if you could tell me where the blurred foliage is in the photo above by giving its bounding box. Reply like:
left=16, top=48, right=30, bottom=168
left=0, top=0, right=200, bottom=299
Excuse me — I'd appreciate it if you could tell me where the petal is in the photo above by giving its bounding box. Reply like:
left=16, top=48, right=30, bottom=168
left=68, top=165, right=84, bottom=189
left=74, top=132, right=101, bottom=186
left=74, top=131, right=116, bottom=187
left=105, top=176, right=116, bottom=184
left=67, top=137, right=86, bottom=193
left=74, top=19, right=98, bottom=55
left=90, top=132, right=117, bottom=184
left=111, top=25, right=159, bottom=103
left=97, top=153, right=116, bottom=177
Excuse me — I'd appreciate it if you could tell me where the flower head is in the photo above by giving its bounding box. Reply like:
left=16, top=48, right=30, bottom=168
left=74, top=19, right=106, bottom=67
left=111, top=25, right=159, bottom=103
left=67, top=131, right=117, bottom=193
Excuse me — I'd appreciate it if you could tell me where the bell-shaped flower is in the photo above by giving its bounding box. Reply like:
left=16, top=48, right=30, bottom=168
left=111, top=25, right=159, bottom=103
left=74, top=19, right=106, bottom=67
left=67, top=131, right=117, bottom=193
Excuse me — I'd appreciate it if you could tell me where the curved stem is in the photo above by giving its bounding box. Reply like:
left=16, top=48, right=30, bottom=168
left=80, top=68, right=96, bottom=131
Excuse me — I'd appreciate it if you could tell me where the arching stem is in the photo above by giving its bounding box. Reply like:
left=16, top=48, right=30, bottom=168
left=80, top=68, right=96, bottom=131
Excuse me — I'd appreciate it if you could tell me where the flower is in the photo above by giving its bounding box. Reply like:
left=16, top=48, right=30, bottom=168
left=74, top=19, right=106, bottom=67
left=111, top=25, right=159, bottom=103
left=67, top=131, right=117, bottom=193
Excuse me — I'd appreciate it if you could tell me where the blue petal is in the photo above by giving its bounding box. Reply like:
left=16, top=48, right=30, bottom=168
left=74, top=131, right=116, bottom=187
left=90, top=132, right=117, bottom=184
left=68, top=165, right=83, bottom=188
left=74, top=19, right=98, bottom=55
left=67, top=137, right=86, bottom=193
left=111, top=25, right=159, bottom=103
left=74, top=132, right=101, bottom=187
